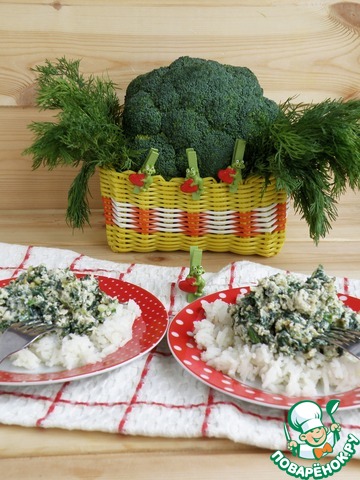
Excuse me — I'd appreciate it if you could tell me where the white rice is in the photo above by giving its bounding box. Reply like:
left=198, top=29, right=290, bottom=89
left=194, top=299, right=360, bottom=396
left=10, top=299, right=141, bottom=370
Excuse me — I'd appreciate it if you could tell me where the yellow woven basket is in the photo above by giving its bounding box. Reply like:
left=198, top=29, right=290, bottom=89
left=99, top=168, right=288, bottom=256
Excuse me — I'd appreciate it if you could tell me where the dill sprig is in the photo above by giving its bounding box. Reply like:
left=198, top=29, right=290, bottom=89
left=244, top=98, right=360, bottom=242
left=24, top=57, right=135, bottom=228
left=24, top=58, right=360, bottom=242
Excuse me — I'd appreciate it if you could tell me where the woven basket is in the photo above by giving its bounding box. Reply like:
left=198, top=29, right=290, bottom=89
left=99, top=168, right=288, bottom=256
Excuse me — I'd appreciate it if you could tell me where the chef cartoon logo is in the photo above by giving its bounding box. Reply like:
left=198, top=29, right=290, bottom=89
left=285, top=400, right=341, bottom=460
left=270, top=399, right=360, bottom=479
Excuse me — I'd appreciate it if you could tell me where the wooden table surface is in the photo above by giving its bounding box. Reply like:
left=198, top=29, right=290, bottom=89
left=0, top=195, right=359, bottom=479
left=1, top=0, right=359, bottom=477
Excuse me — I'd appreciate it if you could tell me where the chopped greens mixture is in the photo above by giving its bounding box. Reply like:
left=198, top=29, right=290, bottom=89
left=0, top=265, right=119, bottom=336
left=230, top=265, right=360, bottom=359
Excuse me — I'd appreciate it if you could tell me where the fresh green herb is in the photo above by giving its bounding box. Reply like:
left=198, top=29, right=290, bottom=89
left=244, top=98, right=360, bottom=242
left=23, top=57, right=136, bottom=228
left=247, top=325, right=260, bottom=344
left=25, top=57, right=360, bottom=242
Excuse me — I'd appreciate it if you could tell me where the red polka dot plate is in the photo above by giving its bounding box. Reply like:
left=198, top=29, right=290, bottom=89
left=167, top=287, right=360, bottom=410
left=0, top=276, right=168, bottom=385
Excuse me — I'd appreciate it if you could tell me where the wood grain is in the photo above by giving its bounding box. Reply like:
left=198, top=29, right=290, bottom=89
left=0, top=107, right=102, bottom=210
left=1, top=1, right=360, bottom=211
left=1, top=1, right=360, bottom=106
left=0, top=2, right=360, bottom=478
left=1, top=423, right=359, bottom=479
left=0, top=187, right=359, bottom=278
left=1, top=448, right=359, bottom=480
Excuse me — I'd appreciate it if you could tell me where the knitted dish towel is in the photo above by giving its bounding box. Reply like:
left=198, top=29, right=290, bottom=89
left=0, top=242, right=359, bottom=457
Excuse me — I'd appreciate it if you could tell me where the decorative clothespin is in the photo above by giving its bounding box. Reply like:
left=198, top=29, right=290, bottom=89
left=129, top=148, right=159, bottom=193
left=217, top=139, right=246, bottom=193
left=178, top=245, right=206, bottom=302
left=180, top=148, right=203, bottom=200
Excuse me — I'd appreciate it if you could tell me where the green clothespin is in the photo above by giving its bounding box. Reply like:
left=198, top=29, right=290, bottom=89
left=229, top=139, right=246, bottom=193
left=178, top=246, right=206, bottom=302
left=180, top=148, right=203, bottom=200
left=129, top=148, right=159, bottom=193
left=187, top=246, right=205, bottom=302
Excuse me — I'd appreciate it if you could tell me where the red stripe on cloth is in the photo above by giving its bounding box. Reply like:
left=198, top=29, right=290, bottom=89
left=10, top=245, right=33, bottom=278
left=0, top=266, right=23, bottom=271
left=338, top=421, right=360, bottom=430
left=35, top=382, right=69, bottom=427
left=118, top=352, right=155, bottom=433
left=217, top=400, right=285, bottom=423
left=0, top=390, right=56, bottom=403
left=228, top=262, right=237, bottom=289
left=201, top=388, right=215, bottom=437
left=69, top=262, right=122, bottom=277
left=9, top=388, right=357, bottom=427
left=0, top=389, right=128, bottom=407
left=151, top=350, right=172, bottom=358
left=69, top=254, right=84, bottom=271
left=0, top=389, right=204, bottom=410
left=118, top=263, right=136, bottom=281
left=168, top=267, right=186, bottom=318
left=168, top=282, right=177, bottom=318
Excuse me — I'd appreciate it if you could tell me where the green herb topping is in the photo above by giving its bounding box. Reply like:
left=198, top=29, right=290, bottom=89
left=0, top=265, right=118, bottom=336
left=230, top=265, right=360, bottom=359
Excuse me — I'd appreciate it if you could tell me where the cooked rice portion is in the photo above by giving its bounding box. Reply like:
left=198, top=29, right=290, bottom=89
left=11, top=300, right=140, bottom=370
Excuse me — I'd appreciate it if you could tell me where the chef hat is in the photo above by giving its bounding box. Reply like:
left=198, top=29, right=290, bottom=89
left=288, top=401, right=324, bottom=434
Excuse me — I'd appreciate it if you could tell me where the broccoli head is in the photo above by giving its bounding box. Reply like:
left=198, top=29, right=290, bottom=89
left=122, top=56, right=279, bottom=179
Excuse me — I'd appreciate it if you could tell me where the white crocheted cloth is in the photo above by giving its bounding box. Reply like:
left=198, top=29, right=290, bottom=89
left=0, top=242, right=359, bottom=457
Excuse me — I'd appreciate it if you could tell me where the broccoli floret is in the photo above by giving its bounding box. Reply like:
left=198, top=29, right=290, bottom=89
left=122, top=56, right=279, bottom=179
left=129, top=134, right=181, bottom=179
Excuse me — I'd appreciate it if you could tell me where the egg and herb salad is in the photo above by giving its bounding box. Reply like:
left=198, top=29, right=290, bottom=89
left=194, top=266, right=360, bottom=396
left=0, top=265, right=141, bottom=370
left=231, top=265, right=360, bottom=359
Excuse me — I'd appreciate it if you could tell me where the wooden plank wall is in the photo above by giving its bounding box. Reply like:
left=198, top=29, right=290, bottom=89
left=0, top=0, right=359, bottom=211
